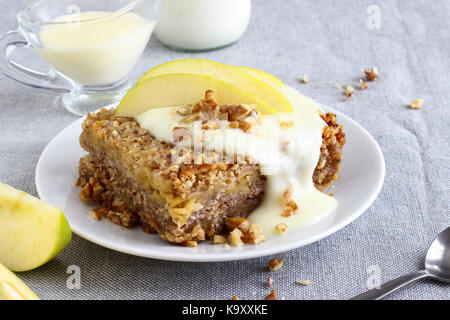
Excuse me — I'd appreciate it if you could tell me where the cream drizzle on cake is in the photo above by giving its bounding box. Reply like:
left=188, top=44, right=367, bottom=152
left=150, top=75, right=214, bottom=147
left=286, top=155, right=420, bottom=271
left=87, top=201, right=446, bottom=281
left=137, top=86, right=337, bottom=237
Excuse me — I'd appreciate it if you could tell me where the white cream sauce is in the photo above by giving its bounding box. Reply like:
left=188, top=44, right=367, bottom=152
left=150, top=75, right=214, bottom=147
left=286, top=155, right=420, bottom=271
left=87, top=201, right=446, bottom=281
left=137, top=86, right=337, bottom=238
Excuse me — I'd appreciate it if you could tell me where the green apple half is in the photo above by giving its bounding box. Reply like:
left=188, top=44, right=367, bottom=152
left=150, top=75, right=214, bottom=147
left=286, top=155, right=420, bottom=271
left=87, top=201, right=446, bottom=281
left=117, top=73, right=279, bottom=117
left=135, top=59, right=292, bottom=113
left=0, top=263, right=39, bottom=300
left=0, top=182, right=72, bottom=272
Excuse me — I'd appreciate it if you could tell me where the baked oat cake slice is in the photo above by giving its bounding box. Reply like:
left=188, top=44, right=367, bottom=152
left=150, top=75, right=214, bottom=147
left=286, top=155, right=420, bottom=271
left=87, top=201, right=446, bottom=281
left=76, top=91, right=345, bottom=245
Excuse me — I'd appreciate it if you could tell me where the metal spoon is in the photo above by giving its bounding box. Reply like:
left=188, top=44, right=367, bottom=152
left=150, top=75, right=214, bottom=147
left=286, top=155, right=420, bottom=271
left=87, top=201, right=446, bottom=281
left=350, top=226, right=450, bottom=300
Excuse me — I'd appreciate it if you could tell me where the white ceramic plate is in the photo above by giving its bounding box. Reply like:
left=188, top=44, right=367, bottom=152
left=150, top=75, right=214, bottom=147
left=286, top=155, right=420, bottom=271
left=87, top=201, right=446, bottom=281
left=36, top=105, right=385, bottom=262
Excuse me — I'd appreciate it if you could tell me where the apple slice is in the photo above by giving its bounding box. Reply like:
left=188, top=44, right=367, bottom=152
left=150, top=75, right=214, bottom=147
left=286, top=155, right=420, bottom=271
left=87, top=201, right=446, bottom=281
left=232, top=66, right=286, bottom=91
left=0, top=263, right=39, bottom=300
left=117, top=73, right=278, bottom=117
left=0, top=182, right=72, bottom=272
left=136, top=59, right=292, bottom=113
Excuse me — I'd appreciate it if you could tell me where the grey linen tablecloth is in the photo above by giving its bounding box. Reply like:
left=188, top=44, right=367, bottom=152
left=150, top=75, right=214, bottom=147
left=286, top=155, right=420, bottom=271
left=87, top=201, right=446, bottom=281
left=0, top=0, right=449, bottom=300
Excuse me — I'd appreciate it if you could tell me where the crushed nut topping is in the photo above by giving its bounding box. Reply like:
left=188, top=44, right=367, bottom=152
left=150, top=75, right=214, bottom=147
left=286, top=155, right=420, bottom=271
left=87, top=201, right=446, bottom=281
left=281, top=190, right=298, bottom=217
left=410, top=99, right=423, bottom=110
left=202, top=120, right=220, bottom=130
left=300, top=74, right=309, bottom=83
left=360, top=79, right=368, bottom=90
left=275, top=223, right=288, bottom=234
left=213, top=235, right=227, bottom=244
left=295, top=279, right=312, bottom=286
left=343, top=85, right=354, bottom=101
left=185, top=240, right=198, bottom=247
left=173, top=127, right=190, bottom=142
left=228, top=228, right=244, bottom=247
left=88, top=209, right=102, bottom=221
left=175, top=90, right=259, bottom=133
left=265, top=289, right=277, bottom=300
left=267, top=277, right=274, bottom=288
left=364, top=67, right=378, bottom=81
left=268, top=258, right=284, bottom=271
left=223, top=217, right=266, bottom=246
left=226, top=217, right=250, bottom=232
left=279, top=120, right=294, bottom=129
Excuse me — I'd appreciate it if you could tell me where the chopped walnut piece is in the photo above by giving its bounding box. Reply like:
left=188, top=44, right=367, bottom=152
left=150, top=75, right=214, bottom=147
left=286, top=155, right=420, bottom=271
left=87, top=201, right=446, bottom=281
left=281, top=190, right=298, bottom=217
left=88, top=209, right=102, bottom=221
left=180, top=113, right=200, bottom=123
left=228, top=228, right=244, bottom=247
left=226, top=217, right=249, bottom=230
left=232, top=296, right=239, bottom=300
left=229, top=121, right=239, bottom=129
left=279, top=120, right=294, bottom=129
left=300, top=74, right=309, bottom=83
left=296, top=279, right=312, bottom=286
left=267, top=277, right=274, bottom=288
left=245, top=232, right=266, bottom=245
left=265, top=289, right=277, bottom=300
left=185, top=241, right=198, bottom=247
left=177, top=105, right=193, bottom=116
left=213, top=235, right=227, bottom=244
left=334, top=83, right=342, bottom=89
left=268, top=258, right=284, bottom=271
left=360, top=79, right=368, bottom=90
left=275, top=223, right=288, bottom=234
left=365, top=67, right=379, bottom=81
left=173, top=127, right=190, bottom=142
left=248, top=224, right=261, bottom=234
left=410, top=99, right=423, bottom=110
left=228, top=105, right=250, bottom=121
left=238, top=120, right=253, bottom=132
left=202, top=121, right=220, bottom=130
left=224, top=218, right=265, bottom=246
left=343, top=85, right=354, bottom=101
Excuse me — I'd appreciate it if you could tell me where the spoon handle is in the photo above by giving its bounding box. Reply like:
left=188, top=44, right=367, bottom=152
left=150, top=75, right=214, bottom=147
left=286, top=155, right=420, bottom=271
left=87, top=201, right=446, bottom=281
left=350, top=270, right=430, bottom=300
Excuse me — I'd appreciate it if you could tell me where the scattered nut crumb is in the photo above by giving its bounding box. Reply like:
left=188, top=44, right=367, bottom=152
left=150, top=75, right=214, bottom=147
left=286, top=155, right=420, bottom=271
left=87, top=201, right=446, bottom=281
left=267, top=277, right=274, bottom=288
left=333, top=83, right=341, bottom=89
left=224, top=243, right=230, bottom=248
left=88, top=209, right=102, bottom=221
left=364, top=67, right=378, bottom=81
left=343, top=85, right=354, bottom=101
left=229, top=121, right=239, bottom=129
left=296, top=280, right=312, bottom=286
left=281, top=190, right=298, bottom=217
left=275, top=223, right=288, bottom=234
left=225, top=218, right=265, bottom=245
left=228, top=228, right=244, bottom=247
left=359, top=79, right=368, bottom=90
left=232, top=296, right=239, bottom=300
left=300, top=74, right=309, bottom=83
left=410, top=99, right=423, bottom=110
left=268, top=258, right=284, bottom=271
left=265, top=289, right=277, bottom=300
left=213, top=235, right=227, bottom=244
left=185, top=241, right=198, bottom=247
